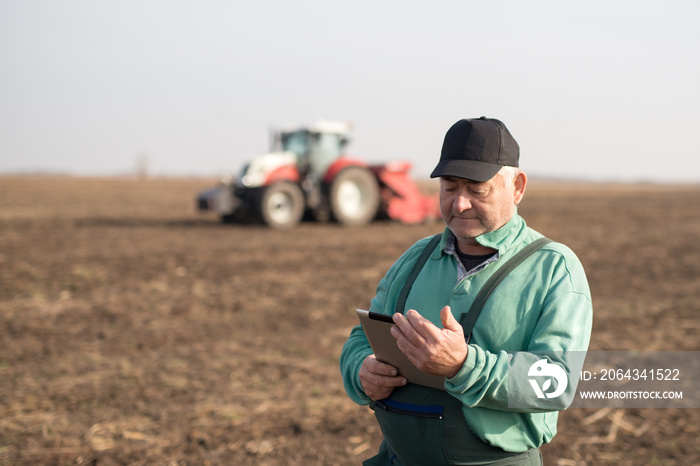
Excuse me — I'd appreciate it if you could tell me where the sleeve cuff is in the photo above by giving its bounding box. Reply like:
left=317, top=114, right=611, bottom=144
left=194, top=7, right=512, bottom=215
left=446, top=344, right=478, bottom=389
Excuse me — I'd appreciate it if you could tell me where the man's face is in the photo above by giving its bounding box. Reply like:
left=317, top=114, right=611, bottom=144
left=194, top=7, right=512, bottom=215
left=439, top=172, right=524, bottom=246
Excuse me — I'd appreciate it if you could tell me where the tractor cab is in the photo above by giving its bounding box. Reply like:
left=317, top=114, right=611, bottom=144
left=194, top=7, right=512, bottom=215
left=276, top=121, right=351, bottom=178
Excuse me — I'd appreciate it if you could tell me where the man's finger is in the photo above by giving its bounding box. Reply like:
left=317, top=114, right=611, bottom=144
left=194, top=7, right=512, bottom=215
left=440, top=306, right=463, bottom=334
left=405, top=309, right=442, bottom=340
left=360, top=355, right=407, bottom=399
left=364, top=354, right=398, bottom=377
left=391, top=312, right=421, bottom=343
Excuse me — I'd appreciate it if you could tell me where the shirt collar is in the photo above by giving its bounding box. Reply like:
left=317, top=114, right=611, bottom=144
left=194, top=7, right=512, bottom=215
left=474, top=211, right=524, bottom=253
left=443, top=230, right=500, bottom=282
left=438, top=211, right=525, bottom=257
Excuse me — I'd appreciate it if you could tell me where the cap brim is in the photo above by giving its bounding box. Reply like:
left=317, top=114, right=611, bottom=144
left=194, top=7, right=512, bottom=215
left=430, top=159, right=503, bottom=182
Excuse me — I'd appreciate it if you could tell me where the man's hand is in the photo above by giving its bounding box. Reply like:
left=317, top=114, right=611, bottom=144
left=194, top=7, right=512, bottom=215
left=359, top=354, right=407, bottom=400
left=391, top=306, right=468, bottom=379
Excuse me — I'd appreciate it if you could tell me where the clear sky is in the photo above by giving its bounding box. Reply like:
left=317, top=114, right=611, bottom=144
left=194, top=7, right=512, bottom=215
left=1, top=0, right=699, bottom=182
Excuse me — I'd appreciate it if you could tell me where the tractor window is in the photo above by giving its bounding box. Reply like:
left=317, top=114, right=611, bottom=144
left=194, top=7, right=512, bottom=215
left=280, top=131, right=310, bottom=159
left=308, top=133, right=343, bottom=176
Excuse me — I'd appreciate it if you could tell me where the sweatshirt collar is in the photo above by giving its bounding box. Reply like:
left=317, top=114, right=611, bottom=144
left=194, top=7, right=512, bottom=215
left=439, top=211, right=525, bottom=257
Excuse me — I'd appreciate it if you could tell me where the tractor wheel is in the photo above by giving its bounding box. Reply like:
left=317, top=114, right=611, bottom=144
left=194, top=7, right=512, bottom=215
left=259, top=182, right=305, bottom=229
left=329, top=166, right=380, bottom=226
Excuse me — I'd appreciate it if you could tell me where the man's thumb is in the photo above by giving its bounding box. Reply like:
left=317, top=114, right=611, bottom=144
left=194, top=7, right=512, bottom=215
left=441, top=306, right=461, bottom=332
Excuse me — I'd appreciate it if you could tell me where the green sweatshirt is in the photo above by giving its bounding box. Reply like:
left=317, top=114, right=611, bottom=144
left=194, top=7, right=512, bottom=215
left=340, top=213, right=593, bottom=452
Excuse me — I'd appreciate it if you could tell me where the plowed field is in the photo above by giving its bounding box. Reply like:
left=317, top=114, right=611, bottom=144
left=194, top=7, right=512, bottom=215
left=1, top=177, right=698, bottom=465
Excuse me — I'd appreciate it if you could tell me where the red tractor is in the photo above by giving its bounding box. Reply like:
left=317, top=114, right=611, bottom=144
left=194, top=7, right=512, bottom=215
left=197, top=121, right=439, bottom=229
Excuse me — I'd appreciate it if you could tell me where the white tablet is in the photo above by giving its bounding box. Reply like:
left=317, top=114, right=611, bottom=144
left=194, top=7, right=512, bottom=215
left=356, top=309, right=446, bottom=390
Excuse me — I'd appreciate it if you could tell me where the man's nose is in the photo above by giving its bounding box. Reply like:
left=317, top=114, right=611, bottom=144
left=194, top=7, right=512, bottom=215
left=454, top=193, right=472, bottom=211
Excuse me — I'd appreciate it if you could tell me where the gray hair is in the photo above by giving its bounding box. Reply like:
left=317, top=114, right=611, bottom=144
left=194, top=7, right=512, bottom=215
left=499, top=166, right=521, bottom=187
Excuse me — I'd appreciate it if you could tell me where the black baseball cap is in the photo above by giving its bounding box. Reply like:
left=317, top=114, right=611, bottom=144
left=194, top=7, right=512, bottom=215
left=430, top=117, right=519, bottom=182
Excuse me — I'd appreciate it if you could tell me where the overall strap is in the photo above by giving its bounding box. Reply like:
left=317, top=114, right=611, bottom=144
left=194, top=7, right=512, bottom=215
left=460, top=237, right=552, bottom=343
left=394, top=234, right=442, bottom=315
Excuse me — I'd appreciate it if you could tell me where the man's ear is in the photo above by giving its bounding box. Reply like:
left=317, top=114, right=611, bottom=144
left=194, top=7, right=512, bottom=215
left=513, top=171, right=527, bottom=205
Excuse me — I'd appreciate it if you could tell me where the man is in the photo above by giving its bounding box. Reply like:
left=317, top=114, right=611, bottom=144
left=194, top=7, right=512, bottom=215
left=340, top=117, right=593, bottom=465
